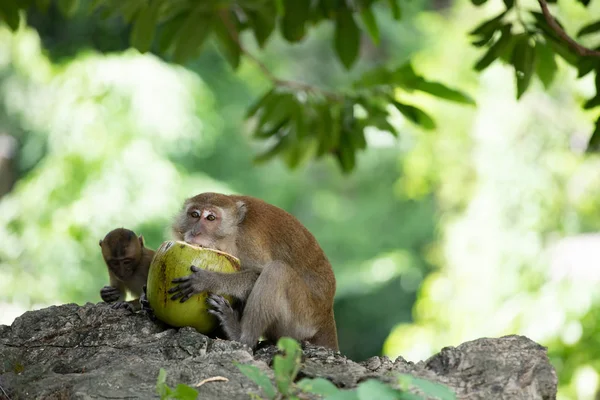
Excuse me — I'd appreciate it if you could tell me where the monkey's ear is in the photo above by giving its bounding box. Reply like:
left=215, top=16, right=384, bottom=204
left=138, top=235, right=145, bottom=247
left=98, top=240, right=103, bottom=247
left=236, top=201, right=247, bottom=224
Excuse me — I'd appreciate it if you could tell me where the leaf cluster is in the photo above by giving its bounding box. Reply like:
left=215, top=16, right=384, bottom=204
left=234, top=337, right=457, bottom=400
left=468, top=0, right=600, bottom=149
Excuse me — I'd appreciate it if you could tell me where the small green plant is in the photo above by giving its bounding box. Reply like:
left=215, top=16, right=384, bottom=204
left=155, top=368, right=199, bottom=400
left=235, top=337, right=457, bottom=400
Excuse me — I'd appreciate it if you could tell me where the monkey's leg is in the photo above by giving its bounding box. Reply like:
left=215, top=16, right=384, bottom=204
left=140, top=285, right=158, bottom=321
left=206, top=294, right=241, bottom=341
left=237, top=261, right=318, bottom=348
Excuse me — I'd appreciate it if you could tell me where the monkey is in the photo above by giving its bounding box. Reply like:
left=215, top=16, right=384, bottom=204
left=99, top=228, right=155, bottom=312
left=141, top=192, right=339, bottom=351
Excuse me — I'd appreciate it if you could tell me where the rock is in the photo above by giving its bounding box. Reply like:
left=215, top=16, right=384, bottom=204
left=0, top=303, right=557, bottom=400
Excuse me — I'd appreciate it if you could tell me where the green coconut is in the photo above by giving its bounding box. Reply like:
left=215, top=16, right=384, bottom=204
left=146, top=240, right=240, bottom=333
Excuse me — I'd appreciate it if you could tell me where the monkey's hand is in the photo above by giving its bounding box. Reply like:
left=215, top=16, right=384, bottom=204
left=111, top=301, right=135, bottom=313
left=140, top=285, right=157, bottom=322
left=206, top=294, right=241, bottom=341
left=168, top=265, right=213, bottom=303
left=100, top=285, right=121, bottom=303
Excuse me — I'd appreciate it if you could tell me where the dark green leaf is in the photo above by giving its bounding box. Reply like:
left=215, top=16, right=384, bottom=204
left=130, top=0, right=161, bottom=53
left=356, top=379, right=403, bottom=400
left=391, top=100, right=436, bottom=130
left=576, top=0, right=591, bottom=6
left=503, top=0, right=514, bottom=9
left=583, top=96, right=600, bottom=109
left=586, top=116, right=600, bottom=152
left=213, top=14, right=241, bottom=69
left=35, top=0, right=51, bottom=14
left=256, top=92, right=296, bottom=132
left=577, top=20, right=600, bottom=37
left=0, top=0, right=19, bottom=31
left=410, top=81, right=476, bottom=105
left=57, top=0, right=79, bottom=17
left=577, top=57, right=598, bottom=78
left=254, top=135, right=291, bottom=165
left=254, top=117, right=291, bottom=138
left=335, top=138, right=356, bottom=173
left=235, top=363, right=277, bottom=399
left=172, top=384, right=199, bottom=400
left=280, top=0, right=309, bottom=42
left=387, top=0, right=402, bottom=20
left=246, top=88, right=276, bottom=119
left=355, top=66, right=393, bottom=88
left=335, top=7, right=361, bottom=70
left=471, top=0, right=488, bottom=6
left=157, top=12, right=188, bottom=54
left=297, top=378, right=340, bottom=396
left=534, top=42, right=557, bottom=89
left=247, top=5, right=277, bottom=48
left=172, top=10, right=213, bottom=64
left=360, top=6, right=380, bottom=45
left=469, top=11, right=507, bottom=37
left=511, top=35, right=536, bottom=99
left=474, top=25, right=513, bottom=71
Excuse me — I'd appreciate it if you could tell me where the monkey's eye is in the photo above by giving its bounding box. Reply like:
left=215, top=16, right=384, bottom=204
left=123, top=259, right=132, bottom=265
left=206, top=214, right=216, bottom=221
left=190, top=211, right=200, bottom=218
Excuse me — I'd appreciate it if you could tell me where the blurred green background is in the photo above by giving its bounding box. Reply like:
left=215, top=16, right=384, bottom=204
left=1, top=1, right=600, bottom=399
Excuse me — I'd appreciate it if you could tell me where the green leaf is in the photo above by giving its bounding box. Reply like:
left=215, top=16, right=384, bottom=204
left=280, top=0, right=309, bottom=42
left=534, top=41, right=557, bottom=89
left=503, top=0, right=514, bottom=9
left=246, top=88, right=276, bottom=119
left=273, top=337, right=302, bottom=396
left=35, top=0, right=51, bottom=13
left=57, top=0, right=79, bottom=17
left=236, top=363, right=277, bottom=400
left=256, top=92, right=296, bottom=133
left=586, top=116, right=600, bottom=152
left=297, top=378, right=340, bottom=396
left=391, top=100, right=436, bottom=130
left=469, top=11, right=507, bottom=37
left=401, top=375, right=457, bottom=400
left=577, top=20, right=600, bottom=37
left=410, top=81, right=476, bottom=105
left=156, top=368, right=170, bottom=399
left=576, top=0, right=591, bottom=6
left=247, top=5, right=277, bottom=48
left=335, top=7, right=361, bottom=70
left=254, top=135, right=291, bottom=165
left=172, top=384, right=199, bottom=400
left=325, top=390, right=361, bottom=400
left=158, top=12, right=188, bottom=54
left=511, top=35, right=536, bottom=99
left=546, top=37, right=578, bottom=66
left=577, top=57, right=598, bottom=78
left=474, top=25, right=513, bottom=71
left=172, top=10, right=213, bottom=64
left=471, top=0, right=488, bottom=6
left=213, top=14, right=241, bottom=69
left=360, top=6, right=380, bottom=45
left=356, top=379, right=403, bottom=400
left=0, top=0, right=20, bottom=31
left=387, top=0, right=402, bottom=20
left=130, top=0, right=161, bottom=53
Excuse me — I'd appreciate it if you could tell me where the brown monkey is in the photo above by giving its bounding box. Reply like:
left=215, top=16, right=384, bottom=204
left=99, top=228, right=155, bottom=311
left=155, top=192, right=339, bottom=350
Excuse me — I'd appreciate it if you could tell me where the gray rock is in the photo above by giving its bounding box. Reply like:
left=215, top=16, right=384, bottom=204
left=0, top=303, right=557, bottom=399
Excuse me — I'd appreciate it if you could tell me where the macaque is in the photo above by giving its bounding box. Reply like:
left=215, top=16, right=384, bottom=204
left=99, top=228, right=155, bottom=311
left=143, top=192, right=339, bottom=351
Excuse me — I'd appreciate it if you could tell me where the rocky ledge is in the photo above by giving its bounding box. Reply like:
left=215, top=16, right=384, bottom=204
left=0, top=303, right=557, bottom=399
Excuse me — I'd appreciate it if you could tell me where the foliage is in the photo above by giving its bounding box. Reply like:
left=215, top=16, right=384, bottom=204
left=235, top=337, right=456, bottom=400
left=156, top=368, right=199, bottom=400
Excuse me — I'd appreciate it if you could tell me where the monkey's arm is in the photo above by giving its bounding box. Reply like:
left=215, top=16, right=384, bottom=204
left=168, top=265, right=260, bottom=303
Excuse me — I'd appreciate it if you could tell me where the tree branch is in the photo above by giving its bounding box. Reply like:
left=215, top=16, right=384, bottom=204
left=217, top=9, right=344, bottom=101
left=537, top=0, right=600, bottom=58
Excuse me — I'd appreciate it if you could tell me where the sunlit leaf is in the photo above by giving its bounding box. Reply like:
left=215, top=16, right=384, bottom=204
left=391, top=100, right=436, bottom=130
left=469, top=11, right=507, bottom=37
left=297, top=378, right=340, bottom=396
left=172, top=384, right=199, bottom=400
left=534, top=41, right=557, bottom=89
left=335, top=7, right=361, bottom=70
left=360, top=5, right=380, bottom=44
left=235, top=363, right=277, bottom=400
left=474, top=25, right=513, bottom=71
left=409, top=81, right=475, bottom=105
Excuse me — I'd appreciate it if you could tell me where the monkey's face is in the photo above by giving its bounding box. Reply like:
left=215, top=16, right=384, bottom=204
left=100, top=230, right=143, bottom=280
left=174, top=201, right=240, bottom=250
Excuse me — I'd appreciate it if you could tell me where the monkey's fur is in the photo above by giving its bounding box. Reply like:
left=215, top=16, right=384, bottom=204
left=99, top=228, right=155, bottom=311
left=149, top=192, right=339, bottom=350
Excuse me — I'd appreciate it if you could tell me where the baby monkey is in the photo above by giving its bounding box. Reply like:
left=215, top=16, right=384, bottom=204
left=99, top=228, right=155, bottom=311
left=147, top=192, right=339, bottom=351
